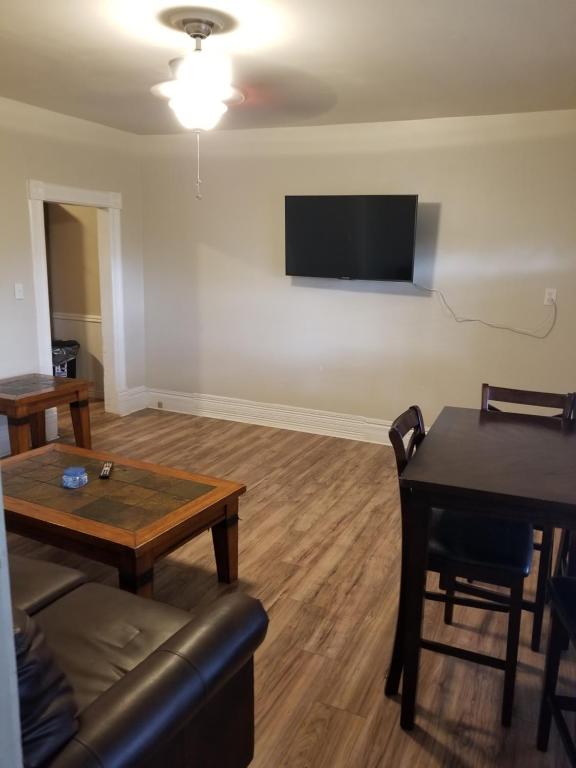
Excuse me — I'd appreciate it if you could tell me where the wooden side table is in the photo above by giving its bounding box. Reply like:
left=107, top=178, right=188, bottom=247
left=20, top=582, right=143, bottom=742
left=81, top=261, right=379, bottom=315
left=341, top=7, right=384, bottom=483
left=0, top=374, right=92, bottom=455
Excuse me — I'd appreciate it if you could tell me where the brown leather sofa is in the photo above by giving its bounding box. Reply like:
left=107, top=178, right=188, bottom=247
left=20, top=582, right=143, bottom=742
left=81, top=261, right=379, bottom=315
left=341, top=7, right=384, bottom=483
left=9, top=554, right=268, bottom=767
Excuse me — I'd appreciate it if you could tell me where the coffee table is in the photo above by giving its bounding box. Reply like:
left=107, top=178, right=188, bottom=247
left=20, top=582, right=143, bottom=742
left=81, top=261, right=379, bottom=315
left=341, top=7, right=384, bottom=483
left=1, top=443, right=246, bottom=596
left=0, top=373, right=92, bottom=455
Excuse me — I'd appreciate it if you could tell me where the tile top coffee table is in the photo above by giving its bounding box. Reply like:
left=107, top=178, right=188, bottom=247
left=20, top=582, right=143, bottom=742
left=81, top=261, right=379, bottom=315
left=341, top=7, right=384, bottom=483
left=1, top=443, right=246, bottom=596
left=0, top=373, right=92, bottom=455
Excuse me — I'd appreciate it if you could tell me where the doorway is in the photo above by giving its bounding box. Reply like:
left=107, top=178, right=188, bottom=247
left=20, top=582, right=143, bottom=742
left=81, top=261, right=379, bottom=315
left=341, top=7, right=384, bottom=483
left=44, top=202, right=104, bottom=402
left=28, top=180, right=127, bottom=435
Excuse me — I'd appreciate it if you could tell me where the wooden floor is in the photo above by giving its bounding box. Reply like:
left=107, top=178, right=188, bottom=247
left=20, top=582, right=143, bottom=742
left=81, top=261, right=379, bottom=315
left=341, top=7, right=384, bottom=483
left=8, top=403, right=574, bottom=767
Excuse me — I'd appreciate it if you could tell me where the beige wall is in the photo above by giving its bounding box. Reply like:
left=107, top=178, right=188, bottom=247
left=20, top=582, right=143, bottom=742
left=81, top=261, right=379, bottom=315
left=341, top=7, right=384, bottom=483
left=46, top=203, right=101, bottom=316
left=0, top=97, right=145, bottom=389
left=142, top=111, right=576, bottom=424
left=2, top=94, right=576, bottom=432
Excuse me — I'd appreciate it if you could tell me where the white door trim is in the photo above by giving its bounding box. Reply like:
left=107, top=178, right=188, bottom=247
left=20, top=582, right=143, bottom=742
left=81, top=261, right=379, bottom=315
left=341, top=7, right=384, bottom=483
left=28, top=180, right=122, bottom=209
left=96, top=206, right=126, bottom=413
left=27, top=180, right=126, bottom=416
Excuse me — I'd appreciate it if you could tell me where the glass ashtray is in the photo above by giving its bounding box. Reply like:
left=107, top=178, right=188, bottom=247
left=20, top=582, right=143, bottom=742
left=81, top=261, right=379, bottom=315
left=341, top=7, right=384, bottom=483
left=61, top=466, right=88, bottom=489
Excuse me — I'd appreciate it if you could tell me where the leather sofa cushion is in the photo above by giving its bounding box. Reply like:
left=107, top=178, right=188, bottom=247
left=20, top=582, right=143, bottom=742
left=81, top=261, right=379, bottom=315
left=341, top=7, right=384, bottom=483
left=13, top=607, right=78, bottom=768
left=35, top=582, right=192, bottom=711
left=10, top=555, right=87, bottom=615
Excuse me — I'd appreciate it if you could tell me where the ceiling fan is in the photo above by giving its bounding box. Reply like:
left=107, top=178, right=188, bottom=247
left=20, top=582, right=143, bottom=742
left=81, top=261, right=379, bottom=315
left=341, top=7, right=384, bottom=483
left=150, top=8, right=245, bottom=198
left=149, top=5, right=333, bottom=135
left=151, top=9, right=243, bottom=132
left=148, top=6, right=333, bottom=197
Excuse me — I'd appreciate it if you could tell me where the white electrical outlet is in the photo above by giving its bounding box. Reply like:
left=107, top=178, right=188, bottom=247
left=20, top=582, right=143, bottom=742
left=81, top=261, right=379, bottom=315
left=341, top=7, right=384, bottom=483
left=544, top=288, right=557, bottom=305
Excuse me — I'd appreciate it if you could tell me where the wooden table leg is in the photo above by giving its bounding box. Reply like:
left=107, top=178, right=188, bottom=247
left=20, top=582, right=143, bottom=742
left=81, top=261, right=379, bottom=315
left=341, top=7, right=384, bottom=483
left=118, top=561, right=154, bottom=597
left=29, top=412, right=47, bottom=448
left=211, top=500, right=239, bottom=583
left=555, top=530, right=576, bottom=652
left=385, top=488, right=411, bottom=697
left=399, top=488, right=430, bottom=731
left=69, top=399, right=92, bottom=449
left=537, top=609, right=566, bottom=752
left=8, top=417, right=31, bottom=455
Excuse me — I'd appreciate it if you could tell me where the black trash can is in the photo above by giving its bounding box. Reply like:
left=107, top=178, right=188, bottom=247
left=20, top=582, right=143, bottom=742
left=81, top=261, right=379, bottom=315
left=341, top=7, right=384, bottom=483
left=52, top=340, right=80, bottom=378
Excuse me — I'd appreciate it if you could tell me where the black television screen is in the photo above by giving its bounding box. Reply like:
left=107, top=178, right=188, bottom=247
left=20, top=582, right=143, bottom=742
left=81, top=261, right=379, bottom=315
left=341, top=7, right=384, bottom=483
left=285, top=195, right=418, bottom=282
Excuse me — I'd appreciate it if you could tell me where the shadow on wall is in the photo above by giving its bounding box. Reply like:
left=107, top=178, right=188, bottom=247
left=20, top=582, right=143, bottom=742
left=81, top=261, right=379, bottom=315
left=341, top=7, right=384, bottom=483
left=82, top=352, right=104, bottom=398
left=289, top=201, right=441, bottom=296
left=413, top=201, right=441, bottom=289
left=45, top=204, right=91, bottom=316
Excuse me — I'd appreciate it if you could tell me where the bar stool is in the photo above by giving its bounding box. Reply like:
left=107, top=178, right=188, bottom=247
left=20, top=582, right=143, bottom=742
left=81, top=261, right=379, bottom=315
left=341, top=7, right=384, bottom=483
left=537, top=577, right=576, bottom=765
left=386, top=405, right=534, bottom=726
left=481, top=383, right=576, bottom=652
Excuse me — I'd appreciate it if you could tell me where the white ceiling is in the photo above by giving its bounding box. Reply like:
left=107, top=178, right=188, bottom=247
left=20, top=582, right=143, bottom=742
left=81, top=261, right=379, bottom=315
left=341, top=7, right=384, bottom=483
left=0, top=0, right=575, bottom=135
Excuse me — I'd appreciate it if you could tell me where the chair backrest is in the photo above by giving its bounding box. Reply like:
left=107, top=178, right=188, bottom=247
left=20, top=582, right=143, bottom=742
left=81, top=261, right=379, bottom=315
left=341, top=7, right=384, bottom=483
left=389, top=405, right=426, bottom=474
left=481, top=384, right=575, bottom=420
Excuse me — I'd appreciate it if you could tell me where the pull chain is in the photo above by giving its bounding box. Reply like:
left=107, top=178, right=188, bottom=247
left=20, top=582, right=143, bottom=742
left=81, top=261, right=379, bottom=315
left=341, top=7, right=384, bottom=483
left=194, top=130, right=202, bottom=200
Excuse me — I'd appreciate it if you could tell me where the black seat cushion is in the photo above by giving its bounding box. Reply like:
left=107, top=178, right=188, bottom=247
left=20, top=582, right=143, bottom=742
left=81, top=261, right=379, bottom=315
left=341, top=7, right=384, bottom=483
left=35, top=582, right=193, bottom=712
left=9, top=555, right=87, bottom=615
left=13, top=607, right=78, bottom=768
left=548, top=577, right=576, bottom=640
left=429, top=509, right=533, bottom=577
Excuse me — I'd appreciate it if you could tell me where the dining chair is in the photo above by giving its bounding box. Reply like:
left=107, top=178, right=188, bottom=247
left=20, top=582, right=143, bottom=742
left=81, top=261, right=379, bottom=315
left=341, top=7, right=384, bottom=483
left=481, top=384, right=575, bottom=420
left=481, top=383, right=576, bottom=652
left=537, top=577, right=576, bottom=765
left=386, top=405, right=533, bottom=726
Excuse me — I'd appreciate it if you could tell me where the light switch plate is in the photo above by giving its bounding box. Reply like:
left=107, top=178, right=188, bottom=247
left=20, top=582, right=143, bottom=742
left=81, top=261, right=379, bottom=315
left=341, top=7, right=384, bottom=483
left=14, top=283, right=24, bottom=300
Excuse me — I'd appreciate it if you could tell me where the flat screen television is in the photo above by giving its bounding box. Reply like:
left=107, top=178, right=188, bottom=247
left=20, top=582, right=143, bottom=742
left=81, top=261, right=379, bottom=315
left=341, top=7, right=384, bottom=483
left=285, top=194, right=418, bottom=282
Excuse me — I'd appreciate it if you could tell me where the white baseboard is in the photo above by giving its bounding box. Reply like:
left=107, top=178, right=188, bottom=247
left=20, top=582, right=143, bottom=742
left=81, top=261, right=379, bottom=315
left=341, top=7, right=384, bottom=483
left=147, top=389, right=391, bottom=445
left=0, top=387, right=391, bottom=453
left=0, top=409, right=58, bottom=458
left=115, top=386, right=149, bottom=416
left=46, top=409, right=58, bottom=441
left=0, top=419, right=9, bottom=458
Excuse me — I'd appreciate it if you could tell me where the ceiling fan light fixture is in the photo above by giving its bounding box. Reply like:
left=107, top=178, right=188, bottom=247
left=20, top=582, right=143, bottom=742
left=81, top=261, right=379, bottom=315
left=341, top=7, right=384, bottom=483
left=151, top=12, right=238, bottom=132
left=169, top=96, right=228, bottom=131
left=150, top=10, right=242, bottom=199
left=174, top=50, right=234, bottom=102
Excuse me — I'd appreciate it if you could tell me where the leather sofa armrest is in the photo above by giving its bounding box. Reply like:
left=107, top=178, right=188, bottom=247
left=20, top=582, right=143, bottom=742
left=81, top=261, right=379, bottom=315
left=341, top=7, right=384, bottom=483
left=49, top=593, right=268, bottom=768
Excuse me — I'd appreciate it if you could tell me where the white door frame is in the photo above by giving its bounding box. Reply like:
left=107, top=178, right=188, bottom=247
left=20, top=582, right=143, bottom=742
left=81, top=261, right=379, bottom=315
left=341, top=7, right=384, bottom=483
left=27, top=180, right=126, bottom=416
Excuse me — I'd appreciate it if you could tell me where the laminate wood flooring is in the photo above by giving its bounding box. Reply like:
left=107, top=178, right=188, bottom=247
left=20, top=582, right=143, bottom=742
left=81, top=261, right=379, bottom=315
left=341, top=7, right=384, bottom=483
left=7, top=403, right=573, bottom=767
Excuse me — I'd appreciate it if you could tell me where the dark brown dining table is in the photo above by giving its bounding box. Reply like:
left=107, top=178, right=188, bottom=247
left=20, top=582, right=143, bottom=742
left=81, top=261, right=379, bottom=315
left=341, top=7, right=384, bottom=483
left=387, top=406, right=576, bottom=730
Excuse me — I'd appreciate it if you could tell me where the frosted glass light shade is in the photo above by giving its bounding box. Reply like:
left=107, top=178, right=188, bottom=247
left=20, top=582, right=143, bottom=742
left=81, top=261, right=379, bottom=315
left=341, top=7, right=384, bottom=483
left=152, top=48, right=234, bottom=131
left=169, top=96, right=228, bottom=131
left=175, top=51, right=233, bottom=102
